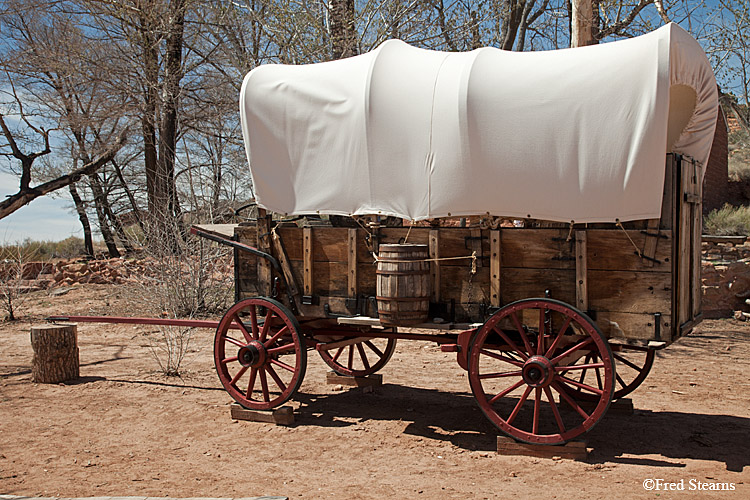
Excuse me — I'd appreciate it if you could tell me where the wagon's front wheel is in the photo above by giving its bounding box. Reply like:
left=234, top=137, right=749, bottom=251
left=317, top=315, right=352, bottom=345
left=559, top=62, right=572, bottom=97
left=468, top=298, right=615, bottom=445
left=214, top=297, right=307, bottom=410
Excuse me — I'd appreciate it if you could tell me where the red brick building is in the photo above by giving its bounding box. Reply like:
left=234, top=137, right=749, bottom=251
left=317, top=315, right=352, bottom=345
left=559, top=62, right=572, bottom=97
left=703, top=106, right=729, bottom=214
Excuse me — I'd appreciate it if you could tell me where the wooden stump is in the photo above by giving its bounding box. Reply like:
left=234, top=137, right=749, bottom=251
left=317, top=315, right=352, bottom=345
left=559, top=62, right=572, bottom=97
left=31, top=323, right=79, bottom=383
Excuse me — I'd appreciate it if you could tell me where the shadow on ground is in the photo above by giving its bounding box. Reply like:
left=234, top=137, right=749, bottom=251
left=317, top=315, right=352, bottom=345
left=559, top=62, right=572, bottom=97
left=292, top=383, right=749, bottom=472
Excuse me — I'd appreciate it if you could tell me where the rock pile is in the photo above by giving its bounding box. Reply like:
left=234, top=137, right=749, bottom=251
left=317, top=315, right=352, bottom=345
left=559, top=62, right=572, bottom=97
left=4, top=256, right=232, bottom=292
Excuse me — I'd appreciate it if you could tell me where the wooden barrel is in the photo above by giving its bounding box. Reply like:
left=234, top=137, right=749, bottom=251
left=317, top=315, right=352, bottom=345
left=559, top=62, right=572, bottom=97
left=376, top=244, right=431, bottom=326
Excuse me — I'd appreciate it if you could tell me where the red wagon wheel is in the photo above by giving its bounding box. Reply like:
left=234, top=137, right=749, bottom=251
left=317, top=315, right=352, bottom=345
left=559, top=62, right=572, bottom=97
left=468, top=298, right=615, bottom=445
left=214, top=297, right=307, bottom=410
left=318, top=336, right=397, bottom=377
left=563, top=344, right=655, bottom=401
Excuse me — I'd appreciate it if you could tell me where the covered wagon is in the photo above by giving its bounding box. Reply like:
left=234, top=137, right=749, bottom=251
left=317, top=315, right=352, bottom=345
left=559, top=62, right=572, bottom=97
left=197, top=23, right=718, bottom=444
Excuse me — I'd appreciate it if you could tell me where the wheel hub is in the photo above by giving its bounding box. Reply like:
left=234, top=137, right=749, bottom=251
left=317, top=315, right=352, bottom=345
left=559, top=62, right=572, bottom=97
left=522, top=355, right=555, bottom=388
left=237, top=340, right=266, bottom=368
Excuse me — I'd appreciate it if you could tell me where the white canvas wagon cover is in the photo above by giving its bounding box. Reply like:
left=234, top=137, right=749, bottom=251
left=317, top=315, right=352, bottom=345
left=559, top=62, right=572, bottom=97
left=240, top=23, right=718, bottom=223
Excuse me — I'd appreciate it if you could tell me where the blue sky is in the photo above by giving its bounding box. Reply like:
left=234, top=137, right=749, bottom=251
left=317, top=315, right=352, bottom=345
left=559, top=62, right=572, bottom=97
left=0, top=171, right=83, bottom=243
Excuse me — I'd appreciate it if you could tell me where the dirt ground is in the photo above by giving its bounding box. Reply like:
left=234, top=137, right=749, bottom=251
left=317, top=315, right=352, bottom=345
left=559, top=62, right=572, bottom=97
left=1, top=284, right=748, bottom=499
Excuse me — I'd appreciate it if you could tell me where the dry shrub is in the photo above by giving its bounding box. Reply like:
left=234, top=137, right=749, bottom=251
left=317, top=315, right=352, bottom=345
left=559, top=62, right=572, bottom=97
left=131, top=221, right=234, bottom=376
left=0, top=242, right=45, bottom=321
left=704, top=204, right=750, bottom=236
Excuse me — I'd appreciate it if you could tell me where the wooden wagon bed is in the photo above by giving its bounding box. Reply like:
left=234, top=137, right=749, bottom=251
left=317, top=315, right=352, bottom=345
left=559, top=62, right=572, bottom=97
left=222, top=154, right=702, bottom=347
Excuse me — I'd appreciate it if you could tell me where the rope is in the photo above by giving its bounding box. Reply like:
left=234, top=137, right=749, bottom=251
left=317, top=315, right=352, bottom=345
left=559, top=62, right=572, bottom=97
left=404, top=220, right=415, bottom=243
left=566, top=220, right=575, bottom=242
left=616, top=219, right=643, bottom=257
left=374, top=251, right=477, bottom=275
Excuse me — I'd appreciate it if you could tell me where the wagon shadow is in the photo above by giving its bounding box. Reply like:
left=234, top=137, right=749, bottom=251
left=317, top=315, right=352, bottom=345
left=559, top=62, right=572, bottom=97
left=588, top=409, right=750, bottom=472
left=294, top=384, right=499, bottom=452
left=294, top=384, right=750, bottom=471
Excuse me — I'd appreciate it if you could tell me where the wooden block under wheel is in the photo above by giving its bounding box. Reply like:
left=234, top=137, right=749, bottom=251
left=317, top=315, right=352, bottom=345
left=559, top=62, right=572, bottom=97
left=496, top=436, right=588, bottom=460
left=230, top=403, right=295, bottom=425
left=326, top=371, right=383, bottom=387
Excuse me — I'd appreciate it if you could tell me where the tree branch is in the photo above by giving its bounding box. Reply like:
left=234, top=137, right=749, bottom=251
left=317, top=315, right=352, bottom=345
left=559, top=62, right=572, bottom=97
left=0, top=130, right=128, bottom=220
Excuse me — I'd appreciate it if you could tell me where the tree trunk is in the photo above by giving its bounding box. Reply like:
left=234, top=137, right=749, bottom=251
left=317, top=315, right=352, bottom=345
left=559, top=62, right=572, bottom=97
left=110, top=158, right=145, bottom=234
left=88, top=173, right=121, bottom=258
left=139, top=6, right=160, bottom=220
left=330, top=0, right=357, bottom=58
left=571, top=0, right=596, bottom=47
left=31, top=323, right=79, bottom=383
left=69, top=182, right=94, bottom=258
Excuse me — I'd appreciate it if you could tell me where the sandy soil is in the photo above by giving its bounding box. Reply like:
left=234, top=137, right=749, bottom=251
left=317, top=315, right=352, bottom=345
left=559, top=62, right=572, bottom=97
left=1, top=284, right=748, bottom=499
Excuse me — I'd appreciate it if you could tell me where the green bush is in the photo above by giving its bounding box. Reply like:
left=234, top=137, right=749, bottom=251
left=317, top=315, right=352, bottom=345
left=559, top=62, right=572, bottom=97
left=704, top=204, right=750, bottom=236
left=0, top=236, right=96, bottom=261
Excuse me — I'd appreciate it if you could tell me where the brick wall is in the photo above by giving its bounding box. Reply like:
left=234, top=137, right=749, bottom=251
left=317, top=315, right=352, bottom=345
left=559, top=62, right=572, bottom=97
left=703, top=106, right=729, bottom=214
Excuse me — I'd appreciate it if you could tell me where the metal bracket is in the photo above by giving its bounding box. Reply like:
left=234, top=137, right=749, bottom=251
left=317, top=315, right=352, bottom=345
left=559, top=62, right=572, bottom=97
left=635, top=252, right=662, bottom=265
left=654, top=312, right=662, bottom=340
left=640, top=230, right=668, bottom=239
left=301, top=295, right=319, bottom=306
left=324, top=303, right=347, bottom=319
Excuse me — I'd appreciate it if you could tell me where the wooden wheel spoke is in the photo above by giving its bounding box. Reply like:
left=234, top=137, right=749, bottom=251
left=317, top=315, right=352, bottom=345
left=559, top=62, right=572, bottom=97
left=363, top=340, right=384, bottom=357
left=331, top=346, right=345, bottom=363
left=556, top=374, right=604, bottom=395
left=479, top=370, right=523, bottom=380
left=233, top=313, right=253, bottom=342
left=266, top=364, right=287, bottom=393
left=555, top=362, right=605, bottom=373
left=263, top=325, right=289, bottom=348
left=490, top=325, right=529, bottom=361
left=480, top=348, right=524, bottom=366
left=259, top=368, right=270, bottom=402
left=246, top=367, right=258, bottom=399
left=508, top=312, right=534, bottom=356
left=356, top=343, right=370, bottom=371
left=594, top=363, right=603, bottom=390
left=537, top=308, right=546, bottom=355
left=506, top=386, right=533, bottom=425
left=549, top=337, right=594, bottom=365
left=552, top=382, right=591, bottom=420
left=249, top=306, right=260, bottom=338
left=270, top=358, right=296, bottom=373
left=267, top=342, right=296, bottom=356
left=544, top=386, right=566, bottom=434
left=221, top=356, right=238, bottom=365
left=616, top=372, right=627, bottom=390
left=230, top=366, right=248, bottom=386
left=613, top=353, right=642, bottom=372
left=544, top=317, right=572, bottom=358
left=260, top=309, right=274, bottom=342
left=578, top=354, right=592, bottom=385
left=489, top=379, right=525, bottom=404
left=532, top=387, right=541, bottom=434
left=347, top=345, right=354, bottom=370
left=224, top=336, right=245, bottom=348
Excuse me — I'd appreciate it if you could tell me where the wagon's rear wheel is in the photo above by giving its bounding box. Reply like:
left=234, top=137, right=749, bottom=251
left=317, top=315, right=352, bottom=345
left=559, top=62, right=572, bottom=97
left=318, top=335, right=396, bottom=377
left=468, top=298, right=615, bottom=445
left=564, top=344, right=655, bottom=401
left=214, top=297, right=306, bottom=410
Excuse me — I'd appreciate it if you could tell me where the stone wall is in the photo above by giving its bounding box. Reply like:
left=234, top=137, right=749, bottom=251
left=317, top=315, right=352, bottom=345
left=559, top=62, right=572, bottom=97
left=702, top=237, right=750, bottom=318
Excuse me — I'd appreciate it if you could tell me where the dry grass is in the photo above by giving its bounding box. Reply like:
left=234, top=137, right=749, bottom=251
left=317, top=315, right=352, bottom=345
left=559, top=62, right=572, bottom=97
left=704, top=204, right=750, bottom=236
